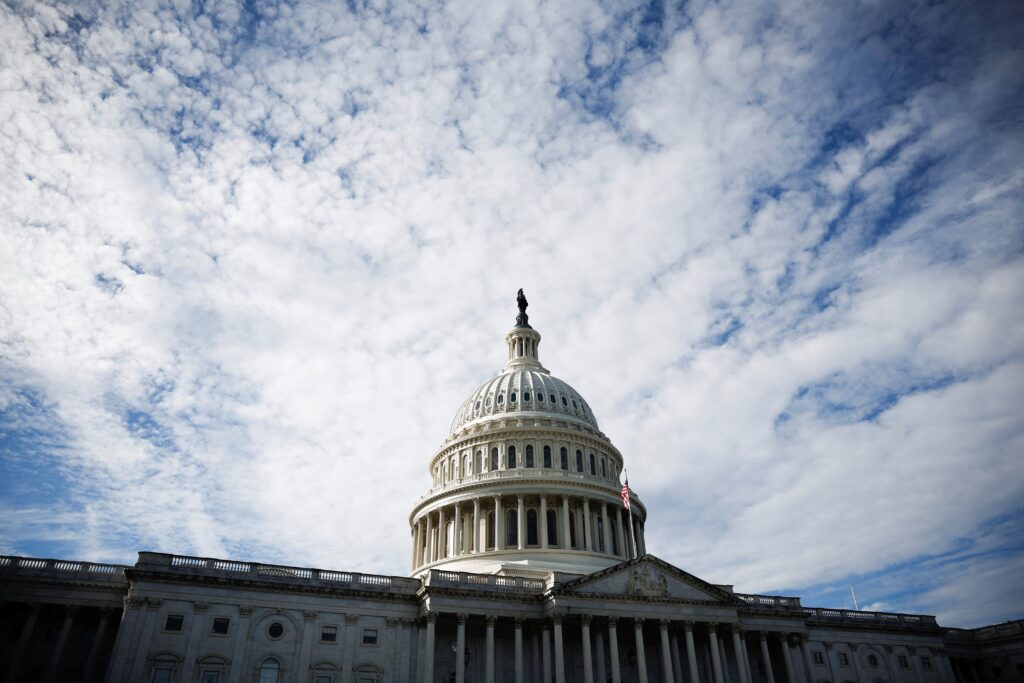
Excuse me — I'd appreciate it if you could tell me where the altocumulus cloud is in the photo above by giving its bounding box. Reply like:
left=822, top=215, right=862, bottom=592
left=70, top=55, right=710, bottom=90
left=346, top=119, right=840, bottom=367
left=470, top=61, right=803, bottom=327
left=0, top=0, right=1022, bottom=627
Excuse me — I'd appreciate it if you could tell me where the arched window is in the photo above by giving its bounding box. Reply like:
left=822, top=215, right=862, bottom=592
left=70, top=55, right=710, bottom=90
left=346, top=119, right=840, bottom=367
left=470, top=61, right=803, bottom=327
left=550, top=393, right=556, bottom=403
left=569, top=512, right=578, bottom=548
left=589, top=453, right=596, bottom=475
left=576, top=450, right=583, bottom=472
left=524, top=391, right=531, bottom=401
left=538, top=393, right=544, bottom=402
left=561, top=396, right=568, bottom=406
left=464, top=454, right=471, bottom=476
left=497, top=394, right=504, bottom=405
left=560, top=447, right=568, bottom=470
left=508, top=446, right=517, bottom=468
left=442, top=463, right=448, bottom=482
left=258, top=658, right=280, bottom=683
left=597, top=518, right=605, bottom=552
left=601, top=458, right=606, bottom=478
left=547, top=509, right=558, bottom=546
left=510, top=392, right=517, bottom=403
left=527, top=509, right=538, bottom=545
left=475, top=450, right=482, bottom=473
left=543, top=445, right=551, bottom=468
left=487, top=512, right=495, bottom=549
left=506, top=510, right=518, bottom=547
left=490, top=448, right=498, bottom=470
left=525, top=445, right=534, bottom=468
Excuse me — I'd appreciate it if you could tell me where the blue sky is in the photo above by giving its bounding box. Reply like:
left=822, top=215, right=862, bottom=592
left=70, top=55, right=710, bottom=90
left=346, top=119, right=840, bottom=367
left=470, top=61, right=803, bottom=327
left=1, top=0, right=1022, bottom=627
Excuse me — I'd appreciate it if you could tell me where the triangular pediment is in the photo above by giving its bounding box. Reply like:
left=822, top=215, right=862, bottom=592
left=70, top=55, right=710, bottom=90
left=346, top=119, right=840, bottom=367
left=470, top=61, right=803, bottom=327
left=556, top=555, right=743, bottom=604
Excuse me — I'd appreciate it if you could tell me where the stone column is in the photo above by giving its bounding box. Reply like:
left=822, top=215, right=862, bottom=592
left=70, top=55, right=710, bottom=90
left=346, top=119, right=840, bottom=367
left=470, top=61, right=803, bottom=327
left=937, top=651, right=957, bottom=683
left=582, top=615, right=595, bottom=683
left=342, top=614, right=359, bottom=680
left=485, top=616, right=497, bottom=683
left=178, top=601, right=208, bottom=683
left=615, top=510, right=626, bottom=557
left=824, top=642, right=838, bottom=683
left=455, top=613, right=467, bottom=683
left=799, top=636, right=814, bottom=683
left=660, top=620, right=675, bottom=683
left=425, top=513, right=435, bottom=563
left=297, top=611, right=317, bottom=679
left=634, top=618, right=650, bottom=683
left=540, top=495, right=549, bottom=548
left=543, top=623, right=552, bottom=683
left=517, top=494, right=526, bottom=549
left=685, top=622, right=701, bottom=683
left=849, top=644, right=863, bottom=683
left=719, top=636, right=731, bottom=683
left=603, top=503, right=614, bottom=554
left=454, top=502, right=463, bottom=556
left=780, top=635, right=796, bottom=683
left=227, top=606, right=253, bottom=683
left=495, top=496, right=505, bottom=551
left=424, top=613, right=437, bottom=683
left=105, top=598, right=143, bottom=683
left=438, top=506, right=447, bottom=558
left=82, top=607, right=113, bottom=683
left=562, top=496, right=572, bottom=548
left=596, top=628, right=608, bottom=683
left=670, top=632, right=683, bottom=683
left=760, top=632, right=777, bottom=683
left=533, top=632, right=542, bottom=682
left=514, top=617, right=525, bottom=683
left=400, top=618, right=415, bottom=682
left=554, top=615, right=567, bottom=683
left=732, top=628, right=750, bottom=683
left=708, top=624, right=724, bottom=683
left=43, top=605, right=77, bottom=683
left=583, top=497, right=593, bottom=550
left=4, top=603, right=41, bottom=683
left=473, top=498, right=481, bottom=553
left=609, top=618, right=622, bottom=683
left=127, top=599, right=163, bottom=683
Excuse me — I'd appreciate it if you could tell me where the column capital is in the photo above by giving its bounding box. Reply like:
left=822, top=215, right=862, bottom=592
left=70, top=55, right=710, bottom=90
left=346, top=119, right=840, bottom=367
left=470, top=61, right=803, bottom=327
left=514, top=616, right=525, bottom=627
left=517, top=493, right=524, bottom=501
left=759, top=630, right=769, bottom=641
left=581, top=615, right=592, bottom=626
left=734, top=626, right=745, bottom=636
left=551, top=614, right=564, bottom=625
left=240, top=606, right=253, bottom=617
left=425, top=612, right=438, bottom=624
left=401, top=618, right=417, bottom=626
left=634, top=617, right=644, bottom=629
left=98, top=606, right=115, bottom=619
left=707, top=622, right=718, bottom=634
left=659, top=619, right=671, bottom=630
left=684, top=621, right=695, bottom=632
left=824, top=641, right=834, bottom=650
left=386, top=617, right=399, bottom=627
left=192, top=601, right=207, bottom=613
left=304, top=611, right=318, bottom=622
left=63, top=604, right=80, bottom=617
left=798, top=633, right=809, bottom=645
left=457, top=613, right=469, bottom=624
left=345, top=614, right=360, bottom=624
left=607, top=616, right=618, bottom=627
left=486, top=615, right=498, bottom=626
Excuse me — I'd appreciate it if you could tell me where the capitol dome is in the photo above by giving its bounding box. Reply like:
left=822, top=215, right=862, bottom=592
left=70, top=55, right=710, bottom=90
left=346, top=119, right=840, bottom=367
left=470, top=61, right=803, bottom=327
left=409, top=291, right=647, bottom=578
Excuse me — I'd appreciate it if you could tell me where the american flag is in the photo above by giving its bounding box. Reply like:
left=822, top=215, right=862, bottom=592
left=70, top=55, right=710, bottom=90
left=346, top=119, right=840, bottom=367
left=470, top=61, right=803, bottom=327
left=620, top=481, right=630, bottom=510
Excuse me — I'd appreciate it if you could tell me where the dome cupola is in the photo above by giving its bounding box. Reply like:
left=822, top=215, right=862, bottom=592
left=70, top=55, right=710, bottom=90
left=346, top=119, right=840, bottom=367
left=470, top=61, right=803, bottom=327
left=409, top=292, right=648, bottom=578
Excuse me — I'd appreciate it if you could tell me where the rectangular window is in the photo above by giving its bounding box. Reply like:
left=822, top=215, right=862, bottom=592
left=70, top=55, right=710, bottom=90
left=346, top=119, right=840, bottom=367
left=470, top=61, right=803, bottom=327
left=164, top=614, right=184, bottom=632
left=922, top=657, right=932, bottom=670
left=210, top=617, right=230, bottom=635
left=320, top=625, right=337, bottom=643
left=899, top=655, right=909, bottom=668
left=813, top=652, right=824, bottom=666
left=314, top=676, right=333, bottom=683
left=201, top=672, right=220, bottom=683
left=151, top=669, right=172, bottom=683
left=362, top=628, right=379, bottom=645
left=839, top=653, right=850, bottom=666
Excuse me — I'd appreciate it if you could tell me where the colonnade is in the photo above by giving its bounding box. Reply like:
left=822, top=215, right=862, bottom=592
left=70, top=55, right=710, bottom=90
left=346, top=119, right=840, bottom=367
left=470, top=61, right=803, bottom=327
left=412, top=493, right=646, bottom=569
left=419, top=615, right=820, bottom=683
left=1, top=602, right=115, bottom=683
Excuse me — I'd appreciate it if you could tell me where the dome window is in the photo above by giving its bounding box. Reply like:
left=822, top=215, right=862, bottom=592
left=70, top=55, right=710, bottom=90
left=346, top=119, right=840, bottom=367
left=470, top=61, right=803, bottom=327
left=561, top=396, right=568, bottom=406
left=525, top=445, right=534, bottom=467
left=524, top=391, right=531, bottom=401
left=485, top=396, right=491, bottom=407
left=560, top=447, right=568, bottom=469
left=575, top=450, right=583, bottom=472
left=550, top=393, right=556, bottom=403
left=490, top=448, right=498, bottom=470
left=497, top=395, right=504, bottom=405
left=543, top=445, right=551, bottom=468
left=589, top=452, right=596, bottom=475
left=510, top=392, right=517, bottom=403
left=507, top=445, right=517, bottom=468
left=538, top=393, right=544, bottom=402
left=475, top=401, right=481, bottom=410
left=572, top=400, right=578, bottom=410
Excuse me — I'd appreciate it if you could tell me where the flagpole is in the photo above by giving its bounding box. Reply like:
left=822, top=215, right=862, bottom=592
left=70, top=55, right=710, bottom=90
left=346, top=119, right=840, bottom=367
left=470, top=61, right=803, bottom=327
left=624, top=469, right=637, bottom=559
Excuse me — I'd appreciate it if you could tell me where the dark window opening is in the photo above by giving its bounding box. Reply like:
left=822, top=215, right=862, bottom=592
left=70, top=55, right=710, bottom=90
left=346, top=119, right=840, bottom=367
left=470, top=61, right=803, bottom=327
left=490, top=448, right=498, bottom=470
left=525, top=445, right=534, bottom=468
left=507, top=446, right=516, bottom=468
left=524, top=392, right=531, bottom=401
left=527, top=509, right=538, bottom=545
left=547, top=509, right=558, bottom=545
left=211, top=618, right=230, bottom=635
left=362, top=629, right=378, bottom=645
left=560, top=447, right=568, bottom=469
left=164, top=614, right=184, bottom=632
left=543, top=445, right=551, bottom=468
left=510, top=392, right=517, bottom=403
left=321, top=625, right=337, bottom=642
left=506, top=510, right=518, bottom=547
left=576, top=450, right=583, bottom=472
left=589, top=453, right=596, bottom=475
left=268, top=622, right=284, bottom=638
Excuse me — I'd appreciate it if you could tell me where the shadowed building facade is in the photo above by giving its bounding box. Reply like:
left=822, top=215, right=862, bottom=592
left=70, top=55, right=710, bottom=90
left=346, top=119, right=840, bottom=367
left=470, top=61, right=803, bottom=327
left=1, top=295, right=1021, bottom=683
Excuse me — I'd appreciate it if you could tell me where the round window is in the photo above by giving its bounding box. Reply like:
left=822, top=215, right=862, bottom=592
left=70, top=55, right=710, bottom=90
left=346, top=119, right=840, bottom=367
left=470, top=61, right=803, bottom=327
left=268, top=622, right=284, bottom=638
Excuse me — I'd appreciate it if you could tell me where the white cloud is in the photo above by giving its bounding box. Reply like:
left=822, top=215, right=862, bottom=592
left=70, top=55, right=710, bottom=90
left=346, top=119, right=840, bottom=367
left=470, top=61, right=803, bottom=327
left=0, top=0, right=1021, bottom=627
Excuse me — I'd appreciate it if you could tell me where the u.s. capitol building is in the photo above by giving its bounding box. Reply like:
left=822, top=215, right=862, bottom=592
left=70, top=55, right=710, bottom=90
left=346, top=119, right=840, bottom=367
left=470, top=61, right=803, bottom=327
left=1, top=294, right=1021, bottom=683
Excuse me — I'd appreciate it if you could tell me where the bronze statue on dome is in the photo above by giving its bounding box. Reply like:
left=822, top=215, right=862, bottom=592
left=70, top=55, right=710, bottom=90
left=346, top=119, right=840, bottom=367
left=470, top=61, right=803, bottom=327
left=515, top=288, right=530, bottom=327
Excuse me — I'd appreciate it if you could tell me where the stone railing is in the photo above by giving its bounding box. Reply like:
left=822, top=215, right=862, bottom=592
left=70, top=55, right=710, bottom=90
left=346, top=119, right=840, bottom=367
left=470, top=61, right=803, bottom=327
left=415, top=469, right=643, bottom=506
left=0, top=555, right=127, bottom=583
left=137, top=553, right=420, bottom=593
left=804, top=607, right=939, bottom=628
left=423, top=568, right=546, bottom=593
left=736, top=593, right=803, bottom=609
left=946, top=620, right=1024, bottom=642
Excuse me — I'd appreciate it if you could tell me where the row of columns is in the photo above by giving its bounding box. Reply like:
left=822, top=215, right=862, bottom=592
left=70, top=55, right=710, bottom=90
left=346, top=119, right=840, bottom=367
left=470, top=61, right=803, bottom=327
left=412, top=494, right=646, bottom=569
left=418, top=615, right=817, bottom=683
left=2, top=603, right=115, bottom=683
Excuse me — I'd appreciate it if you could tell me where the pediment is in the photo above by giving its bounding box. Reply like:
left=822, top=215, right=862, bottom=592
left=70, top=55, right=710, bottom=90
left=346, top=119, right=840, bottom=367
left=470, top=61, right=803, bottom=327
left=557, top=555, right=742, bottom=604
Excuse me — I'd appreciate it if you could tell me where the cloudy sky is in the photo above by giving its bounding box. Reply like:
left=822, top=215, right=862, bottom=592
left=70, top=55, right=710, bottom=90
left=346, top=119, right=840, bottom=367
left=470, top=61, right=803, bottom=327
left=1, top=0, right=1022, bottom=628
